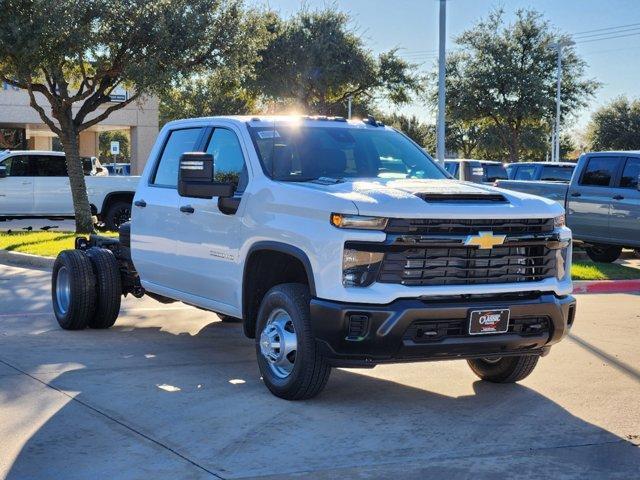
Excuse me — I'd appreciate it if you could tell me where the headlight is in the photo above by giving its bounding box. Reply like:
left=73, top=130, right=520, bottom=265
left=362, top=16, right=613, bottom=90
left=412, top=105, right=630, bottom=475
left=554, top=214, right=565, bottom=228
left=331, top=213, right=388, bottom=230
left=342, top=249, right=384, bottom=287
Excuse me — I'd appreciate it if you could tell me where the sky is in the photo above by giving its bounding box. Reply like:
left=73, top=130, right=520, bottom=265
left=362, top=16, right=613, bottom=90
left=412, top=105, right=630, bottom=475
left=254, top=0, right=640, bottom=138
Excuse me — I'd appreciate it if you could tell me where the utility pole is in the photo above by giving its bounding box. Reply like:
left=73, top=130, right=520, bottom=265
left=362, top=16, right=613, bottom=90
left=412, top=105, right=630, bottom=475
left=550, top=39, right=574, bottom=162
left=436, top=0, right=446, bottom=164
left=348, top=95, right=352, bottom=120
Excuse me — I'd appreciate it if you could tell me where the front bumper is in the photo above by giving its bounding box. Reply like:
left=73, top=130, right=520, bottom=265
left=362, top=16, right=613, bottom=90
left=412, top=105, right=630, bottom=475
left=310, top=293, right=576, bottom=367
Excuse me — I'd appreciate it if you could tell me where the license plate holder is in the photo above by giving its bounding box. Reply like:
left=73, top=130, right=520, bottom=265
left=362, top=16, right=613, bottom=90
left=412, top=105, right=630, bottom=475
left=468, top=309, right=510, bottom=335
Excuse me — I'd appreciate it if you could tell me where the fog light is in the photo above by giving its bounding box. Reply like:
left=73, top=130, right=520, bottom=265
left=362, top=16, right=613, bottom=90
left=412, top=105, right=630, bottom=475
left=343, top=249, right=384, bottom=287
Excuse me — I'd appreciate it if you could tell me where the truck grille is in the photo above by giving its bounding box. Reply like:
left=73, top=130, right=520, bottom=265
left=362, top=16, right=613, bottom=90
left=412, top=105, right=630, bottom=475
left=386, top=218, right=554, bottom=236
left=378, top=244, right=557, bottom=286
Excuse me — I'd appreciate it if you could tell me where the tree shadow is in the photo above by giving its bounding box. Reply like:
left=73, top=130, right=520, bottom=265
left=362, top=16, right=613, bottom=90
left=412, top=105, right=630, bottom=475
left=3, top=314, right=640, bottom=480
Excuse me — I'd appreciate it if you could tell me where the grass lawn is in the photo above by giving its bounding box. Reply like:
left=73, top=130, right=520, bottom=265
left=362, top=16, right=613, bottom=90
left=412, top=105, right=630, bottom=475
left=1, top=233, right=640, bottom=281
left=572, top=261, right=640, bottom=281
left=0, top=231, right=116, bottom=258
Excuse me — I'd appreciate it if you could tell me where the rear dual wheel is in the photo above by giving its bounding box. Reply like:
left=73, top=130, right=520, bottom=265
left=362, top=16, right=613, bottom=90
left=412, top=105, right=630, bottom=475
left=52, top=248, right=121, bottom=330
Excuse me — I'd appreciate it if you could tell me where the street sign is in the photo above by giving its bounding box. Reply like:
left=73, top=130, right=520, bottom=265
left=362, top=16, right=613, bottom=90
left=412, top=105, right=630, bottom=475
left=110, top=141, right=120, bottom=155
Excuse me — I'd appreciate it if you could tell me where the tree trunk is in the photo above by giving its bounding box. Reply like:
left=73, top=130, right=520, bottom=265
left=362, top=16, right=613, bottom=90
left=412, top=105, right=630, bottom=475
left=60, top=127, right=94, bottom=234
left=507, top=129, right=520, bottom=163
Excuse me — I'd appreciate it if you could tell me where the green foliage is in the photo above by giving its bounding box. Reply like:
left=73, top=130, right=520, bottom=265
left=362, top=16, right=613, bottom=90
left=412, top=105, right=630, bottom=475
left=0, top=0, right=264, bottom=233
left=99, top=131, right=129, bottom=160
left=431, top=8, right=598, bottom=162
left=160, top=69, right=259, bottom=125
left=251, top=7, right=422, bottom=116
left=586, top=96, right=640, bottom=150
left=380, top=114, right=435, bottom=150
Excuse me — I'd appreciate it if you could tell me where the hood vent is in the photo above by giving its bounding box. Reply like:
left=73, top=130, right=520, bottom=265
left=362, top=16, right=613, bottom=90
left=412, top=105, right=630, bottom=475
left=414, top=192, right=507, bottom=203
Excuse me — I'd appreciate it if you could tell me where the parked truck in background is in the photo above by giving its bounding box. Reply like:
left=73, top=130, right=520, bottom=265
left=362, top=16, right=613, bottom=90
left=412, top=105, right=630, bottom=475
left=49, top=116, right=575, bottom=400
left=0, top=150, right=139, bottom=230
left=505, top=162, right=575, bottom=182
left=496, top=152, right=640, bottom=262
left=444, top=159, right=509, bottom=184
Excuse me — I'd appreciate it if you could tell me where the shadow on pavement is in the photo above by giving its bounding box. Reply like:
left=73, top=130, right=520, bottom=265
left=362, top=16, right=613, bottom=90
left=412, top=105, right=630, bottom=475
left=3, top=315, right=640, bottom=480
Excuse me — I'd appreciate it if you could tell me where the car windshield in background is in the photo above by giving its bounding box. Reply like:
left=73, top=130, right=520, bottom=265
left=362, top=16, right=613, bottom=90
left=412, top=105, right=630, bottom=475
left=483, top=164, right=508, bottom=182
left=248, top=125, right=446, bottom=181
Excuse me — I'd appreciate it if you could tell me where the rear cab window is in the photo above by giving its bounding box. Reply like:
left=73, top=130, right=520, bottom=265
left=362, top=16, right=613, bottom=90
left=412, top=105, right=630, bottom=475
left=540, top=166, right=574, bottom=182
left=619, top=157, right=640, bottom=189
left=483, top=164, right=508, bottom=182
left=514, top=165, right=537, bottom=181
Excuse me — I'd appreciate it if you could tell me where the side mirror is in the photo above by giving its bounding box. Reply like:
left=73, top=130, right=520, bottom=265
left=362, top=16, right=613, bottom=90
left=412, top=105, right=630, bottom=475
left=178, top=152, right=234, bottom=199
left=0, top=165, right=6, bottom=178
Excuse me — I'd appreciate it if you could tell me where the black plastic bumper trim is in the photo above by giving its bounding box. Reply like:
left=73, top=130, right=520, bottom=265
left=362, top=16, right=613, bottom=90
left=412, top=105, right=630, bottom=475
left=309, top=293, right=576, bottom=368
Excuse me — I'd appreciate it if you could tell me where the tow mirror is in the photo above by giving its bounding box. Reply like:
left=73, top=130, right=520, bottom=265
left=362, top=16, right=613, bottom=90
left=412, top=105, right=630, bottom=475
left=178, top=152, right=234, bottom=199
left=0, top=165, right=6, bottom=178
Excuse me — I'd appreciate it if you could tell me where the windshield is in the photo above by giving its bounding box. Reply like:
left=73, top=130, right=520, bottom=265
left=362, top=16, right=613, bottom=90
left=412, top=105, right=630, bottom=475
left=248, top=125, right=446, bottom=181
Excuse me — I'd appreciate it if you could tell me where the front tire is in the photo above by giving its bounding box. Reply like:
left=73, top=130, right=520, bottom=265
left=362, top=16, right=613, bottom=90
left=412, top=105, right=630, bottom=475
left=467, top=355, right=539, bottom=383
left=52, top=250, right=97, bottom=330
left=255, top=283, right=331, bottom=400
left=85, top=248, right=122, bottom=329
left=585, top=245, right=622, bottom=263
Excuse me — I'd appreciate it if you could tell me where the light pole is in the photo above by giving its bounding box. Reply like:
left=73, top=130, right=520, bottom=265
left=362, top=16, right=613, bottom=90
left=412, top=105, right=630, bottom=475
left=550, top=39, right=574, bottom=162
left=436, top=0, right=447, bottom=164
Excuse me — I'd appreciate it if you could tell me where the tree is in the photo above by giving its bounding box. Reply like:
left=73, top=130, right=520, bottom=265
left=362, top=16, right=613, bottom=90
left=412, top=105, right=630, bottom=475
left=433, top=9, right=598, bottom=162
left=99, top=131, right=129, bottom=162
left=586, top=96, right=640, bottom=150
left=160, top=67, right=259, bottom=126
left=252, top=8, right=422, bottom=116
left=380, top=114, right=434, bottom=149
left=0, top=0, right=264, bottom=233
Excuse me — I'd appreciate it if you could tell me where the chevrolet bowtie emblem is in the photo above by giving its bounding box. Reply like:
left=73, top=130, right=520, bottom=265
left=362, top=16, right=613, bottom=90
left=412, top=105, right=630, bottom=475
left=464, top=231, right=506, bottom=249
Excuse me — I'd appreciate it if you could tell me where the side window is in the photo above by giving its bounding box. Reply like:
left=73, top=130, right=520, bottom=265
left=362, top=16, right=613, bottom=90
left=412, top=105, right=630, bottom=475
left=206, top=128, right=248, bottom=191
left=619, top=158, right=640, bottom=189
left=514, top=165, right=537, bottom=181
left=152, top=128, right=203, bottom=187
left=483, top=165, right=508, bottom=182
left=3, top=155, right=32, bottom=176
left=32, top=156, right=67, bottom=176
left=580, top=157, right=620, bottom=187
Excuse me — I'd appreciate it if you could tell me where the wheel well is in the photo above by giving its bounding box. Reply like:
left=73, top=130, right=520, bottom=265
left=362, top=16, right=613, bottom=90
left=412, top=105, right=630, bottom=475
left=101, top=192, right=134, bottom=216
left=242, top=248, right=312, bottom=338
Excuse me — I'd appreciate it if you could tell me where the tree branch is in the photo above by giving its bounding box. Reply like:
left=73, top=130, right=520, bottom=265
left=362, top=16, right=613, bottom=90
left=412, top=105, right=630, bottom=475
left=25, top=84, right=63, bottom=137
left=77, top=92, right=141, bottom=132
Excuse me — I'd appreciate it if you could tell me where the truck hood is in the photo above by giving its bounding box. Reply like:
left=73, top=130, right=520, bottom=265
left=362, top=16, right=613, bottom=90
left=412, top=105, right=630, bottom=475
left=293, top=178, right=563, bottom=219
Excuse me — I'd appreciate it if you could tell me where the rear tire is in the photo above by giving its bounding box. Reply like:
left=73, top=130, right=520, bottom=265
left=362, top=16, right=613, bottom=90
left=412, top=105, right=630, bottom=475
left=52, top=250, right=97, bottom=330
left=585, top=245, right=622, bottom=263
left=85, top=248, right=122, bottom=329
left=467, top=355, right=539, bottom=383
left=255, top=283, right=331, bottom=400
left=104, top=201, right=131, bottom=231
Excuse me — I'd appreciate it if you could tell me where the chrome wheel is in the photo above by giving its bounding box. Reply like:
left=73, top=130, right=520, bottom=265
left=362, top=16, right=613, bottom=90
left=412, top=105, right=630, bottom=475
left=259, top=308, right=297, bottom=379
left=56, top=266, right=71, bottom=315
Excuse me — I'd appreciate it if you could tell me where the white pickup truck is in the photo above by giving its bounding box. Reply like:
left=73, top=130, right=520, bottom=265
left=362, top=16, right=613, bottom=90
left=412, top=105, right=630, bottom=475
left=0, top=150, right=139, bottom=230
left=49, top=116, right=576, bottom=400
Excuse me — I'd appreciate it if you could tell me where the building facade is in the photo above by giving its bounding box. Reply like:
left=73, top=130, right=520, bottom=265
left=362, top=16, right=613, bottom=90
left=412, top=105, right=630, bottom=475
left=0, top=82, right=159, bottom=174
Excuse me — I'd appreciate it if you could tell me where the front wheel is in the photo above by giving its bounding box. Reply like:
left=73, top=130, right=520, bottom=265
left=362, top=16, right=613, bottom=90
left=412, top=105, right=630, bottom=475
left=585, top=245, right=622, bottom=263
left=467, top=355, right=539, bottom=383
left=104, top=201, right=131, bottom=231
left=255, top=283, right=331, bottom=400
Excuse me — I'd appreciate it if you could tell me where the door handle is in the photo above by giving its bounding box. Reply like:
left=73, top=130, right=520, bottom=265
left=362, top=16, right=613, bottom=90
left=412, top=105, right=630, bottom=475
left=21, top=181, right=31, bottom=185
left=134, top=200, right=146, bottom=208
left=569, top=191, right=581, bottom=197
left=612, top=194, right=624, bottom=200
left=180, top=205, right=195, bottom=214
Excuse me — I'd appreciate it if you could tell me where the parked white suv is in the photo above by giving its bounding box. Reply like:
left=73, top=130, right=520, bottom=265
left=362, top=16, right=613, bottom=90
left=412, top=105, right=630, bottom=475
left=0, top=150, right=139, bottom=230
left=50, top=116, right=576, bottom=399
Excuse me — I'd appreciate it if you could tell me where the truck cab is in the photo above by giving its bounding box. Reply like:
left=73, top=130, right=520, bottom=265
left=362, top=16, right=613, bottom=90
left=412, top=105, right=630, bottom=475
left=50, top=116, right=576, bottom=400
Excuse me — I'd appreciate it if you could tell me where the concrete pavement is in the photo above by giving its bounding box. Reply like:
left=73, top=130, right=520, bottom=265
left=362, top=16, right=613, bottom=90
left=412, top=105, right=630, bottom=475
left=0, top=263, right=638, bottom=479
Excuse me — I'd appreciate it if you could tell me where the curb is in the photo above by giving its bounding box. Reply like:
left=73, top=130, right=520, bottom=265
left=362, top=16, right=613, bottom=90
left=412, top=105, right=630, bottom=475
left=573, top=280, right=640, bottom=294
left=1, top=249, right=639, bottom=294
left=0, top=250, right=55, bottom=270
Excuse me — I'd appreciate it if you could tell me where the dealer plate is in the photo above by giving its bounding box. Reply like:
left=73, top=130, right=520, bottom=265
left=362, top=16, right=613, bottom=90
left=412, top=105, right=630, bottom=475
left=468, top=309, right=510, bottom=335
